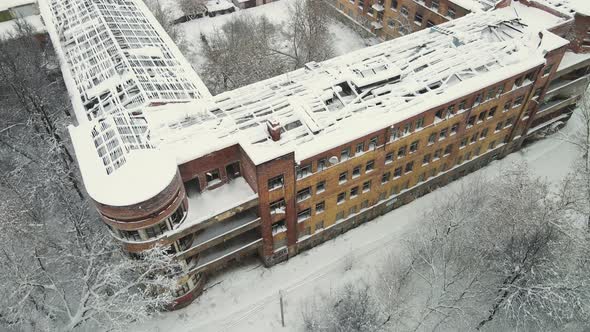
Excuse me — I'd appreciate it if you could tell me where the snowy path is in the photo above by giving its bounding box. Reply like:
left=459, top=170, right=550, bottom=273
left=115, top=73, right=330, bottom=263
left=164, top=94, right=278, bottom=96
left=138, top=114, right=579, bottom=332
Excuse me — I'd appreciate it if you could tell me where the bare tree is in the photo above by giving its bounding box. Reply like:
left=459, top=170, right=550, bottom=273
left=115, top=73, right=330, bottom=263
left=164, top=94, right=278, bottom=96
left=279, top=0, right=335, bottom=69
left=200, top=15, right=287, bottom=94
left=374, top=164, right=590, bottom=331
left=179, top=0, right=207, bottom=19
left=0, top=19, right=185, bottom=332
left=560, top=90, right=590, bottom=227
left=145, top=0, right=186, bottom=50
left=302, top=282, right=388, bottom=332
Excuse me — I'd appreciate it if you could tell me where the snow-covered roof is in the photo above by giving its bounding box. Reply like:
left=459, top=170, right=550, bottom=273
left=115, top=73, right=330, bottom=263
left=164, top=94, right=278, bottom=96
left=511, top=1, right=565, bottom=30
left=448, top=0, right=501, bottom=12
left=39, top=0, right=212, bottom=205
left=532, top=0, right=590, bottom=17
left=43, top=0, right=569, bottom=206
left=153, top=9, right=567, bottom=166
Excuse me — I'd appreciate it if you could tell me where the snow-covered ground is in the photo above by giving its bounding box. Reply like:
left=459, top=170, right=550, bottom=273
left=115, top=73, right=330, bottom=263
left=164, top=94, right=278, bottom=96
left=137, top=106, right=580, bottom=332
left=172, top=0, right=373, bottom=70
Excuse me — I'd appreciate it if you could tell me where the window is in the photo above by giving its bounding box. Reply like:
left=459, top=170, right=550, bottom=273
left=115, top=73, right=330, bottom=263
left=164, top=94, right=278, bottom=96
left=410, top=141, right=419, bottom=153
left=466, top=151, right=472, bottom=160
left=356, top=142, right=364, bottom=154
left=391, top=0, right=398, bottom=9
left=398, top=146, right=407, bottom=158
left=495, top=121, right=503, bottom=131
left=488, top=106, right=497, bottom=118
left=447, top=7, right=455, bottom=18
left=525, top=71, right=535, bottom=82
left=296, top=187, right=311, bottom=202
left=428, top=133, right=437, bottom=144
left=390, top=127, right=400, bottom=141
left=433, top=149, right=442, bottom=159
left=270, top=199, right=286, bottom=214
left=489, top=140, right=497, bottom=150
left=352, top=165, right=361, bottom=178
left=478, top=111, right=487, bottom=122
left=439, top=128, right=448, bottom=139
left=339, top=171, right=348, bottom=184
left=382, top=172, right=391, bottom=183
left=534, top=88, right=542, bottom=98
left=349, top=206, right=358, bottom=215
left=448, top=104, right=456, bottom=114
left=369, top=136, right=378, bottom=149
left=470, top=132, right=478, bottom=143
left=467, top=116, right=475, bottom=127
left=403, top=122, right=412, bottom=135
left=359, top=0, right=365, bottom=7
left=505, top=117, right=514, bottom=128
left=366, top=160, right=375, bottom=172
left=298, top=208, right=311, bottom=222
left=486, top=88, right=496, bottom=100
left=316, top=180, right=326, bottom=193
left=361, top=200, right=369, bottom=209
left=362, top=180, right=372, bottom=192
left=388, top=19, right=395, bottom=28
left=496, top=86, right=504, bottom=96
left=145, top=222, right=168, bottom=239
left=514, top=95, right=524, bottom=107
left=423, top=154, right=431, bottom=164
left=405, top=161, right=414, bottom=173
left=444, top=144, right=453, bottom=155
left=415, top=117, right=424, bottom=129
left=206, top=169, right=220, bottom=185
left=435, top=109, right=446, bottom=119
left=474, top=146, right=481, bottom=156
left=427, top=20, right=435, bottom=27
left=431, top=0, right=439, bottom=10
left=481, top=128, right=489, bottom=138
left=543, top=64, right=553, bottom=76
left=460, top=137, right=468, bottom=148
left=296, top=164, right=311, bottom=179
left=458, top=100, right=466, bottom=110
left=415, top=12, right=423, bottom=25
left=515, top=76, right=524, bottom=87
left=317, top=158, right=328, bottom=171
left=316, top=220, right=324, bottom=230
left=401, top=6, right=409, bottom=17
left=504, top=101, right=512, bottom=112
left=474, top=93, right=482, bottom=105
left=268, top=175, right=284, bottom=190
left=341, top=147, right=350, bottom=161
left=394, top=167, right=402, bottom=177
left=385, top=151, right=394, bottom=163
left=350, top=186, right=359, bottom=197
left=337, top=192, right=346, bottom=204
left=451, top=123, right=459, bottom=134
left=418, top=173, right=425, bottom=182
left=336, top=211, right=345, bottom=221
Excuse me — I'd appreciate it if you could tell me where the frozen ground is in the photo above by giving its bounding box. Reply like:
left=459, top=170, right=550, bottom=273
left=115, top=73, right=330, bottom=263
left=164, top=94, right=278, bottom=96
left=136, top=106, right=580, bottom=332
left=168, top=0, right=374, bottom=71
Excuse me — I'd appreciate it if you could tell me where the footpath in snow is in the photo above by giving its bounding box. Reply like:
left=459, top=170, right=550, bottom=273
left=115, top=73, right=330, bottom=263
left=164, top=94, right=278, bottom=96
left=138, top=108, right=580, bottom=332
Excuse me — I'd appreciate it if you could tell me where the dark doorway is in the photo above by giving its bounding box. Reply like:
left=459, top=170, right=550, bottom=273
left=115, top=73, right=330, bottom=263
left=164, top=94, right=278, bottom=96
left=185, top=177, right=201, bottom=197
left=226, top=161, right=241, bottom=180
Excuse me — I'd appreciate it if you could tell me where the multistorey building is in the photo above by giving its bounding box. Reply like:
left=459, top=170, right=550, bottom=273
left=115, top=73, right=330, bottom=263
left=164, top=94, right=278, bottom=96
left=40, top=0, right=590, bottom=309
left=329, top=0, right=502, bottom=40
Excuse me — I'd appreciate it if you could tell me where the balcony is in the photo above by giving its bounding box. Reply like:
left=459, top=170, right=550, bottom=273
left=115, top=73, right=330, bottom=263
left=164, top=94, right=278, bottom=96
left=187, top=230, right=262, bottom=275
left=177, top=209, right=261, bottom=258
left=169, top=177, right=258, bottom=239
left=536, top=96, right=578, bottom=117
left=545, top=75, right=590, bottom=100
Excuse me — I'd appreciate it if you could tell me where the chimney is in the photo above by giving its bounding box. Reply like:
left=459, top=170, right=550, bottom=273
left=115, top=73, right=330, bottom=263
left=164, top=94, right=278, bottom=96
left=267, top=119, right=281, bottom=142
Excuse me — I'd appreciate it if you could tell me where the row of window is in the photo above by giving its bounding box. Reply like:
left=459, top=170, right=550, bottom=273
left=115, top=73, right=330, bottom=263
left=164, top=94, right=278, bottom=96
left=110, top=204, right=186, bottom=242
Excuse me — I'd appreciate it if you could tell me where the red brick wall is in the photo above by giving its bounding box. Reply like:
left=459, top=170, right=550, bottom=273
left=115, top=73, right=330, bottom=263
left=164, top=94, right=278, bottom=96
left=254, top=153, right=296, bottom=257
